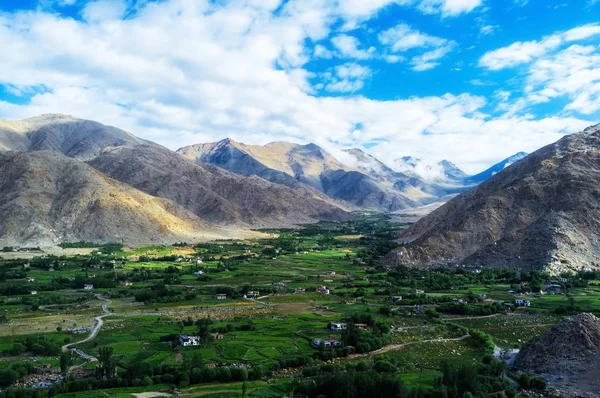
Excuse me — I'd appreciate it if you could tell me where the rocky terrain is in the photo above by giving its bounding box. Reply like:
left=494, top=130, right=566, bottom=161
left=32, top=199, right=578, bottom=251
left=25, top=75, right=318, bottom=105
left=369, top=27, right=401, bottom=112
left=514, top=313, right=600, bottom=397
left=0, top=151, right=234, bottom=246
left=178, top=139, right=464, bottom=211
left=397, top=124, right=600, bottom=272
left=0, top=115, right=349, bottom=246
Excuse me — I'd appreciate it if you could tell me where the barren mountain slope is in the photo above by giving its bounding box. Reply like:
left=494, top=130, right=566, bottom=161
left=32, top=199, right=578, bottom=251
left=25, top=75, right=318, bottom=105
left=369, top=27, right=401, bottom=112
left=514, top=313, right=600, bottom=396
left=0, top=114, right=146, bottom=159
left=0, top=114, right=350, bottom=231
left=0, top=151, right=233, bottom=246
left=89, top=145, right=349, bottom=228
left=178, top=139, right=421, bottom=211
left=397, top=124, right=600, bottom=272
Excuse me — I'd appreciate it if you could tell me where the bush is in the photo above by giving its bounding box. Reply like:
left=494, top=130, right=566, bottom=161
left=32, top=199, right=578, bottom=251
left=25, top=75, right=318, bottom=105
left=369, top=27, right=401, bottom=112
left=530, top=377, right=547, bottom=391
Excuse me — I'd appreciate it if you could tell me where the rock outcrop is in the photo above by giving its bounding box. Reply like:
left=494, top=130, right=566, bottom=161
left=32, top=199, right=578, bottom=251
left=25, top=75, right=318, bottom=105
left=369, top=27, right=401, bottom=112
left=397, top=124, right=600, bottom=272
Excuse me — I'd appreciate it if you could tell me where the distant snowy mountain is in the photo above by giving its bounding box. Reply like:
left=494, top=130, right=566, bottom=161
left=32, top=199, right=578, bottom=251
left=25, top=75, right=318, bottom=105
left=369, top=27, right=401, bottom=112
left=465, top=152, right=529, bottom=184
left=392, top=156, right=468, bottom=184
left=392, top=153, right=528, bottom=186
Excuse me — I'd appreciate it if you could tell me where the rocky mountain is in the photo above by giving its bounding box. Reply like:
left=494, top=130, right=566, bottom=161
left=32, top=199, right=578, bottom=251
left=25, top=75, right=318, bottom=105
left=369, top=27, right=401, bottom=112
left=0, top=151, right=234, bottom=246
left=177, top=140, right=423, bottom=211
left=392, top=154, right=528, bottom=186
left=0, top=115, right=350, bottom=246
left=465, top=152, right=528, bottom=184
left=397, top=124, right=600, bottom=272
left=88, top=144, right=348, bottom=227
left=514, top=313, right=600, bottom=396
left=0, top=114, right=146, bottom=159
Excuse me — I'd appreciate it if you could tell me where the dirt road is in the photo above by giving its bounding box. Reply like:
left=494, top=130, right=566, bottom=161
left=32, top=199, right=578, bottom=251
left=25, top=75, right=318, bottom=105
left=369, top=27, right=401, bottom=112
left=62, top=295, right=112, bottom=374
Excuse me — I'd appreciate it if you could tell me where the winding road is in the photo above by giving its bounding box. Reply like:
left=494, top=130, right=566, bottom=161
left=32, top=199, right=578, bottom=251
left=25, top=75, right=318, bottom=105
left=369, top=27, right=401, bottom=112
left=61, top=294, right=112, bottom=374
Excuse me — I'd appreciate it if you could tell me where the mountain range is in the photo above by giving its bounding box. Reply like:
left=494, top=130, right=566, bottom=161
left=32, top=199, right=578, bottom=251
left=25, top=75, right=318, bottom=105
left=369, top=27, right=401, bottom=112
left=0, top=113, right=529, bottom=247
left=397, top=124, right=600, bottom=273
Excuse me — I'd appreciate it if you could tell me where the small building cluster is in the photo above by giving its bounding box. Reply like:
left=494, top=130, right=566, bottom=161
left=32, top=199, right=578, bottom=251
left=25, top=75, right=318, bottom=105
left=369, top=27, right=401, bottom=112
left=316, top=285, right=330, bottom=295
left=215, top=294, right=227, bottom=300
left=312, top=335, right=342, bottom=349
left=245, top=291, right=260, bottom=298
left=179, top=335, right=200, bottom=346
left=515, top=299, right=531, bottom=307
left=329, top=322, right=347, bottom=332
left=84, top=284, right=94, bottom=290
left=294, top=287, right=306, bottom=294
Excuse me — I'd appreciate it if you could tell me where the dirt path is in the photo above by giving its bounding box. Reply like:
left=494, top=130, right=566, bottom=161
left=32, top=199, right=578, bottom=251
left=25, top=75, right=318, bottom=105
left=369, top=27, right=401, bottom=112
left=62, top=295, right=112, bottom=374
left=442, top=313, right=502, bottom=321
left=364, top=334, right=470, bottom=357
left=333, top=334, right=471, bottom=362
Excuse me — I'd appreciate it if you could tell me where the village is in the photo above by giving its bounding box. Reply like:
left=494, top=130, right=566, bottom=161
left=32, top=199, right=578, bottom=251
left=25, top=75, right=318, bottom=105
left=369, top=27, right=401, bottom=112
left=0, top=215, right=596, bottom=397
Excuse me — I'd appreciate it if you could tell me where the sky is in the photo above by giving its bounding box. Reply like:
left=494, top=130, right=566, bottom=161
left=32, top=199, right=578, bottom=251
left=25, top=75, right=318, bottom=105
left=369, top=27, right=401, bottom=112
left=0, top=0, right=599, bottom=174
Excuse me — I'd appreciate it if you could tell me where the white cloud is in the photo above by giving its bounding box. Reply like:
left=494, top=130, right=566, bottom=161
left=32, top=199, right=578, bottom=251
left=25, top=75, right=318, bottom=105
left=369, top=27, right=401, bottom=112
left=480, top=23, right=600, bottom=70
left=481, top=23, right=600, bottom=116
left=417, top=0, right=484, bottom=17
left=378, top=23, right=455, bottom=70
left=379, top=23, right=448, bottom=51
left=410, top=44, right=455, bottom=71
left=81, top=0, right=128, bottom=22
left=480, top=24, right=499, bottom=35
left=331, top=34, right=375, bottom=60
left=0, top=0, right=594, bottom=175
left=313, top=44, right=333, bottom=59
left=322, top=63, right=372, bottom=93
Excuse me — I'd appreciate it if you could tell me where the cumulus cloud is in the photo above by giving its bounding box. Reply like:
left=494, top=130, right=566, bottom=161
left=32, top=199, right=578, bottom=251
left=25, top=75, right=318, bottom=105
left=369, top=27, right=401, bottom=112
left=417, top=0, right=484, bottom=17
left=321, top=63, right=373, bottom=93
left=378, top=23, right=448, bottom=51
left=378, top=23, right=456, bottom=70
left=479, top=23, right=600, bottom=70
left=331, top=34, right=376, bottom=60
left=0, top=0, right=594, bottom=174
left=480, top=23, right=600, bottom=116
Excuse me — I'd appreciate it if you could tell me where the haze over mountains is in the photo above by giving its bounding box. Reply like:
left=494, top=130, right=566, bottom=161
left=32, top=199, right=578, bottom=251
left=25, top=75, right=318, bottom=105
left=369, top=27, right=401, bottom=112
left=0, top=113, right=530, bottom=248
left=397, top=124, right=600, bottom=273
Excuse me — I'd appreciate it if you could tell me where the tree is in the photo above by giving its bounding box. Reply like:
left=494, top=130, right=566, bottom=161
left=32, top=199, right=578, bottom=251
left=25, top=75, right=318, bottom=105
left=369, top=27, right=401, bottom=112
left=60, top=351, right=73, bottom=376
left=97, top=347, right=116, bottom=380
left=178, top=372, right=190, bottom=387
left=242, top=379, right=248, bottom=398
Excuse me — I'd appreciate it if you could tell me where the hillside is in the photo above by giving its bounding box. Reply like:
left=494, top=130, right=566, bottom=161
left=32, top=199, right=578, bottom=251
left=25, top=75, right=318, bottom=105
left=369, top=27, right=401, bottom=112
left=0, top=115, right=351, bottom=245
left=0, top=114, right=146, bottom=159
left=178, top=140, right=445, bottom=211
left=89, top=144, right=349, bottom=228
left=0, top=151, right=234, bottom=246
left=397, top=124, right=600, bottom=272
left=514, top=313, right=600, bottom=396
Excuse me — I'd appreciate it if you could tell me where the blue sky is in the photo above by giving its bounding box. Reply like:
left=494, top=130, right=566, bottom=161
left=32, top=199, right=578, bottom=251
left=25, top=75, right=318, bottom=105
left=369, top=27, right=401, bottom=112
left=0, top=0, right=599, bottom=174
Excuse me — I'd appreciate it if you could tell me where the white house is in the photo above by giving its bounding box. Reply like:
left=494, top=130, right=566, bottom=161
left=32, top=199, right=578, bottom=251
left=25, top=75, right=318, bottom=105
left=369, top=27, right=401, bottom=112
left=329, top=322, right=347, bottom=332
left=179, top=335, right=200, bottom=346
left=515, top=299, right=531, bottom=307
left=84, top=284, right=94, bottom=290
left=215, top=294, right=227, bottom=300
left=246, top=291, right=260, bottom=298
left=194, top=271, right=205, bottom=276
